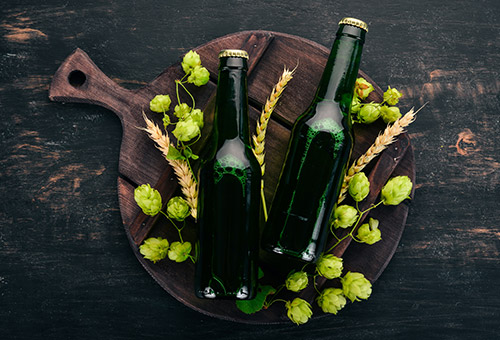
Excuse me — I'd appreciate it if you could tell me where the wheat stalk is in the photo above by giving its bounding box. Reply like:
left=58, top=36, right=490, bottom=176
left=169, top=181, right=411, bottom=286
left=251, top=65, right=297, bottom=221
left=337, top=104, right=426, bottom=204
left=141, top=113, right=198, bottom=219
left=252, top=65, right=296, bottom=175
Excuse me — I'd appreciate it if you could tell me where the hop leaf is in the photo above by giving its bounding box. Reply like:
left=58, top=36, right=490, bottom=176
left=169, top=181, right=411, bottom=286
left=381, top=176, right=413, bottom=205
left=166, top=196, right=190, bottom=221
left=285, top=298, right=313, bottom=325
left=181, top=50, right=201, bottom=74
left=174, top=103, right=191, bottom=120
left=139, top=237, right=169, bottom=263
left=380, top=105, right=402, bottom=123
left=172, top=117, right=201, bottom=142
left=188, top=65, right=210, bottom=86
left=316, top=254, right=343, bottom=279
left=356, top=218, right=382, bottom=245
left=150, top=94, right=171, bottom=113
left=167, top=241, right=192, bottom=262
left=333, top=205, right=358, bottom=229
left=285, top=271, right=309, bottom=292
left=236, top=285, right=276, bottom=314
left=316, top=288, right=347, bottom=314
left=190, top=108, right=204, bottom=129
left=383, top=86, right=403, bottom=106
left=348, top=172, right=370, bottom=202
left=341, top=271, right=372, bottom=302
left=134, top=184, right=162, bottom=216
left=358, top=103, right=381, bottom=124
left=355, top=77, right=374, bottom=99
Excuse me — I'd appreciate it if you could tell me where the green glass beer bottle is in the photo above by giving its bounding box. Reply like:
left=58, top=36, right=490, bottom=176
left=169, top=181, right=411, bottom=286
left=262, top=18, right=368, bottom=262
left=195, top=50, right=261, bottom=299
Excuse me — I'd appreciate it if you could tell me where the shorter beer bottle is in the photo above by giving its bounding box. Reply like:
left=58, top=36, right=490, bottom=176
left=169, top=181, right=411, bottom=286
left=262, top=18, right=368, bottom=262
left=195, top=50, right=261, bottom=299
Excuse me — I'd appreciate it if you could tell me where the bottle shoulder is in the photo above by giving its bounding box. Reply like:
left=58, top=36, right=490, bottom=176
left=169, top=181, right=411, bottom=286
left=295, top=100, right=351, bottom=134
left=204, top=138, right=260, bottom=172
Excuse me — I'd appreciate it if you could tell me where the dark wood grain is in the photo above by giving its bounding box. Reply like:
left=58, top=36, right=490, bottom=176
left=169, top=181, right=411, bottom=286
left=48, top=31, right=415, bottom=324
left=1, top=0, right=499, bottom=338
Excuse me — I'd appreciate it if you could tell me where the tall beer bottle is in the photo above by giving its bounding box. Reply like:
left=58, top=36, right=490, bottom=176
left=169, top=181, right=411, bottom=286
left=195, top=50, right=261, bottom=299
left=262, top=18, right=368, bottom=263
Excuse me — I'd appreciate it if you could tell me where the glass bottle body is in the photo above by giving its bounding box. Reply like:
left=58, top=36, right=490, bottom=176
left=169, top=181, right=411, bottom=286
left=262, top=23, right=366, bottom=262
left=195, top=54, right=261, bottom=299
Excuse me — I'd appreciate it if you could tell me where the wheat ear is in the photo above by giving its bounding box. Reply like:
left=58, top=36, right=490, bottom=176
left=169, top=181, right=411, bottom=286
left=337, top=105, right=424, bottom=204
left=168, top=158, right=198, bottom=219
left=141, top=111, right=170, bottom=159
left=141, top=113, right=198, bottom=219
left=252, top=65, right=296, bottom=175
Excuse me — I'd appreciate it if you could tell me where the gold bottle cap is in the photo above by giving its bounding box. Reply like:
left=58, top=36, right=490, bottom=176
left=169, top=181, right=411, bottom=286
left=218, top=49, right=249, bottom=59
left=339, top=17, right=368, bottom=32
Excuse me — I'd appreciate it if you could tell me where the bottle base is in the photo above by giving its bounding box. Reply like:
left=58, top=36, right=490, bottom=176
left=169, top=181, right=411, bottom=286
left=195, top=285, right=254, bottom=300
left=262, top=243, right=318, bottom=263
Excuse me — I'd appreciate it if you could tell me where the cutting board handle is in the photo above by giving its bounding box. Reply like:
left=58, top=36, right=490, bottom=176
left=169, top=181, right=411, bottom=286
left=49, top=48, right=133, bottom=121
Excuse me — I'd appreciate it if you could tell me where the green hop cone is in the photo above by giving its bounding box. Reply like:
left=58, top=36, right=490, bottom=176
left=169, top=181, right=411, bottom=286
left=167, top=241, right=192, bottom=263
left=134, top=184, right=162, bottom=216
left=381, top=175, right=413, bottom=205
left=166, top=196, right=190, bottom=221
left=383, top=86, right=403, bottom=106
left=188, top=65, right=210, bottom=86
left=348, top=172, right=370, bottom=202
left=351, top=95, right=361, bottom=113
left=172, top=117, right=201, bottom=142
left=190, top=108, right=204, bottom=129
left=181, top=50, right=201, bottom=74
left=380, top=105, right=401, bottom=123
left=317, top=288, right=347, bottom=315
left=355, top=77, right=374, bottom=99
left=285, top=271, right=309, bottom=292
left=316, top=254, right=343, bottom=279
left=285, top=298, right=313, bottom=325
left=139, top=237, right=169, bottom=263
left=333, top=205, right=358, bottom=229
left=174, top=103, right=191, bottom=120
left=358, top=103, right=381, bottom=124
left=341, top=271, right=372, bottom=302
left=150, top=94, right=171, bottom=113
left=356, top=218, right=382, bottom=245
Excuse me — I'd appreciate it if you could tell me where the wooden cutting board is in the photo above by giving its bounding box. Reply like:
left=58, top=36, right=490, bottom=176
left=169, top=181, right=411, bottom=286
left=49, top=30, right=415, bottom=324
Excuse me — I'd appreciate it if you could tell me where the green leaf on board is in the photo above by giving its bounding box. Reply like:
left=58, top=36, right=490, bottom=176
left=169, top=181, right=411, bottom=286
left=236, top=285, right=276, bottom=314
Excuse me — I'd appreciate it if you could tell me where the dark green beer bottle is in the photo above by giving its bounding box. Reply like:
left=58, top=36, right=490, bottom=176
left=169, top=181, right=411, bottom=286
left=195, top=50, right=261, bottom=299
left=262, top=18, right=368, bottom=262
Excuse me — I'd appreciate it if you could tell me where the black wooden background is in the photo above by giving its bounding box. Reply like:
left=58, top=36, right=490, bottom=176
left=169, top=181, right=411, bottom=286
left=1, top=0, right=499, bottom=339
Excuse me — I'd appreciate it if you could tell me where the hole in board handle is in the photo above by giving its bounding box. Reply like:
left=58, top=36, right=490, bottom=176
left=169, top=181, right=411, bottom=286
left=68, top=70, right=86, bottom=87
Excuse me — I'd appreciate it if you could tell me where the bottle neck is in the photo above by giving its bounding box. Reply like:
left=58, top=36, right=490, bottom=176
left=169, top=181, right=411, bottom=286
left=314, top=24, right=365, bottom=114
left=215, top=57, right=250, bottom=146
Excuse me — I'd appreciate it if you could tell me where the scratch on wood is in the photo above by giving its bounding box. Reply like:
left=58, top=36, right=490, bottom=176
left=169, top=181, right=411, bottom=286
left=36, top=164, right=106, bottom=211
left=449, top=128, right=479, bottom=156
left=1, top=18, right=48, bottom=43
left=111, top=78, right=148, bottom=86
left=13, top=75, right=51, bottom=92
left=399, top=72, right=499, bottom=103
left=471, top=228, right=500, bottom=239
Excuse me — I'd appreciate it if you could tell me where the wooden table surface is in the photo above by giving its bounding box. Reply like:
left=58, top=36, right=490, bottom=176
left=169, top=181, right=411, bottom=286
left=1, top=0, right=499, bottom=339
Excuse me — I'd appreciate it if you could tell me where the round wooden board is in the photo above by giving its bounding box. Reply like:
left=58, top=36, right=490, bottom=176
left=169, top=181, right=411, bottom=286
left=49, top=30, right=415, bottom=324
